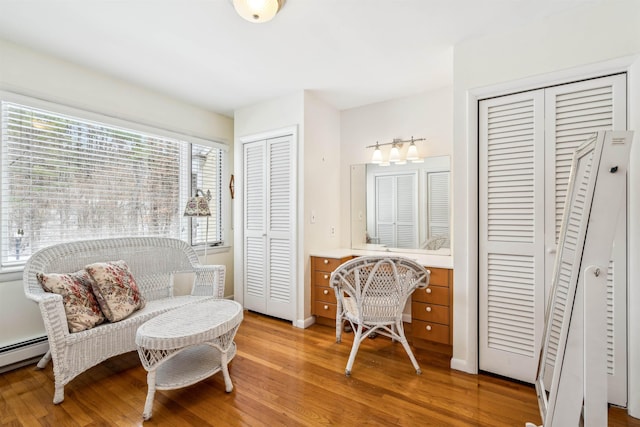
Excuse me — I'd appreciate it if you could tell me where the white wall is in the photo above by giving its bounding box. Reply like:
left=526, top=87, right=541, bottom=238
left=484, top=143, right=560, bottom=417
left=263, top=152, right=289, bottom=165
left=0, top=39, right=234, bottom=349
left=303, top=91, right=342, bottom=322
left=233, top=90, right=341, bottom=327
left=452, top=1, right=640, bottom=416
left=233, top=91, right=305, bottom=324
left=339, top=87, right=453, bottom=248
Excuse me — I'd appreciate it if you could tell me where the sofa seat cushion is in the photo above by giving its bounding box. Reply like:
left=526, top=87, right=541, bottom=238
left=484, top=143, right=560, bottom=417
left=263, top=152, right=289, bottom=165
left=37, top=270, right=106, bottom=333
left=65, top=295, right=211, bottom=343
left=86, top=260, right=146, bottom=322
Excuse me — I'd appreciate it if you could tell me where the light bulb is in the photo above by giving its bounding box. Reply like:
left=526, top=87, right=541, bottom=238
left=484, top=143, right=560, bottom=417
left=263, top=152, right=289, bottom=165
left=406, top=141, right=419, bottom=160
left=233, top=0, right=280, bottom=23
left=389, top=144, right=401, bottom=163
left=371, top=143, right=383, bottom=164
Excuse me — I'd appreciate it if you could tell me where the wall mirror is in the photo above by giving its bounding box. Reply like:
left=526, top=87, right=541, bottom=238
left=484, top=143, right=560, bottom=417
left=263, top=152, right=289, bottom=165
left=350, top=155, right=450, bottom=255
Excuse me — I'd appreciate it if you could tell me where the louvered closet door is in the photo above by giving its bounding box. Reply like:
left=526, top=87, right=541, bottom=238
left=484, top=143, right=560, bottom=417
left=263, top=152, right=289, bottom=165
left=243, top=134, right=296, bottom=322
left=375, top=173, right=417, bottom=248
left=544, top=74, right=627, bottom=405
left=265, top=135, right=296, bottom=321
left=427, top=171, right=450, bottom=240
left=479, top=90, right=546, bottom=383
left=244, top=140, right=267, bottom=314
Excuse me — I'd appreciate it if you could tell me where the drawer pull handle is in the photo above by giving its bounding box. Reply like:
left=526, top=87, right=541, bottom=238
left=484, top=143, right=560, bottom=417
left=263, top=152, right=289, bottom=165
left=324, top=259, right=329, bottom=264
left=426, top=288, right=432, bottom=294
left=426, top=325, right=432, bottom=331
left=324, top=274, right=329, bottom=280
left=426, top=306, right=432, bottom=312
left=323, top=289, right=329, bottom=295
left=323, top=305, right=329, bottom=310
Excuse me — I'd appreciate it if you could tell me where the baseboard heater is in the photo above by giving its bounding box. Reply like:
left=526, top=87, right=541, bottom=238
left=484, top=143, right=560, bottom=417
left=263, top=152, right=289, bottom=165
left=0, top=336, right=48, bottom=372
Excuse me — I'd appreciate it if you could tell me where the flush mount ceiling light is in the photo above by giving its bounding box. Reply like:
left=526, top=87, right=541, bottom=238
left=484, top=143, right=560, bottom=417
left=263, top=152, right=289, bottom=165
left=233, top=0, right=284, bottom=23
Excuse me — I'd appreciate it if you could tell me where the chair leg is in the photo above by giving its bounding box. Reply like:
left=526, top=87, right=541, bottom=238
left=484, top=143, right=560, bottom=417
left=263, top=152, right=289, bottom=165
left=345, top=324, right=364, bottom=376
left=336, top=316, right=342, bottom=344
left=36, top=350, right=52, bottom=369
left=396, top=321, right=422, bottom=374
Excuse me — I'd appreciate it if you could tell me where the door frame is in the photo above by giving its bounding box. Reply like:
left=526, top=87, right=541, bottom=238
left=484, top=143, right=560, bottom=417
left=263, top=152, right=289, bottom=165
left=233, top=125, right=299, bottom=323
left=454, top=57, right=635, bottom=383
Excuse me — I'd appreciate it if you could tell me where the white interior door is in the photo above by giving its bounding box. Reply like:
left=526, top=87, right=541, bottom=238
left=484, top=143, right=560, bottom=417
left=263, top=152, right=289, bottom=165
left=479, top=74, right=627, bottom=405
left=374, top=172, right=417, bottom=249
left=543, top=74, right=627, bottom=405
left=243, top=133, right=296, bottom=321
left=479, top=90, right=546, bottom=382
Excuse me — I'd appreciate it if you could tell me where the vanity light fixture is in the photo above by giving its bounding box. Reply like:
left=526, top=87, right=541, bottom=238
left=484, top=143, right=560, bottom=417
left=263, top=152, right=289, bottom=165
left=389, top=140, right=401, bottom=163
left=371, top=142, right=383, bottom=164
left=366, top=136, right=426, bottom=165
left=233, top=0, right=284, bottom=23
left=406, top=138, right=420, bottom=161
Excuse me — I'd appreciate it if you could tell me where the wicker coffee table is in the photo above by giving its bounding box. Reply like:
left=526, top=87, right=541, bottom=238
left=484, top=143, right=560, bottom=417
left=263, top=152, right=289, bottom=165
left=135, top=298, right=243, bottom=420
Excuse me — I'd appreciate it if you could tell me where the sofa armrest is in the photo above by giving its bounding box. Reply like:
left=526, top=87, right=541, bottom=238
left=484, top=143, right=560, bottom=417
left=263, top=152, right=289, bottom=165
left=191, top=265, right=226, bottom=298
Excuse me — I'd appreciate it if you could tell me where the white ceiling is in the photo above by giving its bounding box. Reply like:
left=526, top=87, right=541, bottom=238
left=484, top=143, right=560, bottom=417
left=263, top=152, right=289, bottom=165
left=0, top=0, right=603, bottom=117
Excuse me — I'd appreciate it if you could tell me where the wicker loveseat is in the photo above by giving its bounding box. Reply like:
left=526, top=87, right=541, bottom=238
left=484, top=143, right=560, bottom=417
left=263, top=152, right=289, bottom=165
left=23, top=237, right=226, bottom=404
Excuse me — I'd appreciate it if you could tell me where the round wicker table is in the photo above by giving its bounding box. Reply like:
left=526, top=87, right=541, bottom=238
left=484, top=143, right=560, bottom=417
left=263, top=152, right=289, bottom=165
left=135, top=298, right=243, bottom=420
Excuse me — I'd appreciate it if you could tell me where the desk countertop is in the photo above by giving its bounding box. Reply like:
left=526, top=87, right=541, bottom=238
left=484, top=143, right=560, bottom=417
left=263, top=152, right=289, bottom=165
left=309, top=248, right=453, bottom=269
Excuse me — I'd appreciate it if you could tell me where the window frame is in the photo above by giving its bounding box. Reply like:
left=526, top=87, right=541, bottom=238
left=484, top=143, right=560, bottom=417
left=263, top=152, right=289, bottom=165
left=0, top=91, right=228, bottom=276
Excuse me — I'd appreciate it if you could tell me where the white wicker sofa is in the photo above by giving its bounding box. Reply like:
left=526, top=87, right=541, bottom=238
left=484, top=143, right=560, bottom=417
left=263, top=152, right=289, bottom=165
left=23, top=237, right=225, bottom=404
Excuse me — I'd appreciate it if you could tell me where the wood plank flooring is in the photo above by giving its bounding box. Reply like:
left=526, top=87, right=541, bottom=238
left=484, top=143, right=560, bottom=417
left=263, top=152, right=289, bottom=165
left=1, top=310, right=638, bottom=426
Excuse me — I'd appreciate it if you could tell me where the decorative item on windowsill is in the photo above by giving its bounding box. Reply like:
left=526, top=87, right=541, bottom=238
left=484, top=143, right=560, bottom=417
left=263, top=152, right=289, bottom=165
left=184, top=189, right=212, bottom=259
left=367, top=136, right=426, bottom=166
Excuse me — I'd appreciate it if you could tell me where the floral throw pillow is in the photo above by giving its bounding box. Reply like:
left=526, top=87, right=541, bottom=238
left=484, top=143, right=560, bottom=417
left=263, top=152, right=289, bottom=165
left=37, top=270, right=106, bottom=333
left=85, top=260, right=145, bottom=323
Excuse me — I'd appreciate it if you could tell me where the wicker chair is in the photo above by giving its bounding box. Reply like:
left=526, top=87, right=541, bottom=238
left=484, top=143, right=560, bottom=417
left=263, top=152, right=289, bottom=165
left=330, top=256, right=430, bottom=376
left=23, top=237, right=225, bottom=404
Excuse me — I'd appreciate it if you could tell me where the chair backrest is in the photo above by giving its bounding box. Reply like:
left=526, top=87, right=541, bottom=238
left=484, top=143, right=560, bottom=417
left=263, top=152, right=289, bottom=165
left=24, top=237, right=200, bottom=301
left=330, top=256, right=430, bottom=323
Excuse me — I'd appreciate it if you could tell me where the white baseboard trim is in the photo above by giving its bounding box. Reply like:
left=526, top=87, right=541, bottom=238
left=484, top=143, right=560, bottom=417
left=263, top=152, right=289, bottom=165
left=294, top=316, right=315, bottom=329
left=450, top=357, right=476, bottom=374
left=0, top=339, right=48, bottom=372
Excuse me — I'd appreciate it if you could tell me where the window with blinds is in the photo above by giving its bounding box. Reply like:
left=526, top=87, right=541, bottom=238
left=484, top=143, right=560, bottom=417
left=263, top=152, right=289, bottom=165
left=0, top=100, right=224, bottom=271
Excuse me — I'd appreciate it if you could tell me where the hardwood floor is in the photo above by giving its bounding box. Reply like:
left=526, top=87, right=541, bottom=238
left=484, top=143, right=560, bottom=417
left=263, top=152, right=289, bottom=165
left=1, top=310, right=638, bottom=426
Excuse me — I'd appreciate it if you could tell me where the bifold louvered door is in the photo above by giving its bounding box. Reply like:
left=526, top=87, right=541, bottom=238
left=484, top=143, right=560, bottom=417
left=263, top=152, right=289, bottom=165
left=543, top=74, right=627, bottom=405
left=375, top=172, right=418, bottom=249
left=479, top=90, right=546, bottom=382
left=426, top=171, right=450, bottom=241
left=479, top=74, right=627, bottom=405
left=243, top=134, right=296, bottom=321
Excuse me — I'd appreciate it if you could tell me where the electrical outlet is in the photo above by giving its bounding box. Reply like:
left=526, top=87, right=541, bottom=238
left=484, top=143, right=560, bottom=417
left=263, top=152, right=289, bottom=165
left=330, top=225, right=336, bottom=237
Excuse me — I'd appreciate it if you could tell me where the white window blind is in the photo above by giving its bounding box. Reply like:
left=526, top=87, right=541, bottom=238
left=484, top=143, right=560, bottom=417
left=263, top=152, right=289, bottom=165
left=190, top=144, right=223, bottom=247
left=1, top=100, right=224, bottom=270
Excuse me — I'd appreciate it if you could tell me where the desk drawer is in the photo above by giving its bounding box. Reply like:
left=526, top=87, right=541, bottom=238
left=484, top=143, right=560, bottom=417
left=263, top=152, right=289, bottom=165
left=411, top=301, right=449, bottom=324
left=312, top=257, right=346, bottom=272
left=412, top=320, right=450, bottom=345
left=313, top=271, right=332, bottom=287
left=427, top=267, right=450, bottom=288
left=314, top=301, right=337, bottom=320
left=412, top=286, right=449, bottom=305
left=313, top=286, right=336, bottom=304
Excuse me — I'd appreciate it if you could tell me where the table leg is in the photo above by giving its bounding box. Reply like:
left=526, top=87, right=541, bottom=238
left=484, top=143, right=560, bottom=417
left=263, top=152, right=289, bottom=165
left=143, top=370, right=157, bottom=420
left=220, top=351, right=233, bottom=392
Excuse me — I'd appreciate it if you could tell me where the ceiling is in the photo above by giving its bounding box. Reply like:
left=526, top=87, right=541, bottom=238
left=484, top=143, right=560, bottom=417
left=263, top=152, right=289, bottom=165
left=0, top=0, right=603, bottom=117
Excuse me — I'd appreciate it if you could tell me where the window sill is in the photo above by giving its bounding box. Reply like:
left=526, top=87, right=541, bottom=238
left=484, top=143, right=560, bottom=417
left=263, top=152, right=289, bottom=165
left=194, top=245, right=232, bottom=256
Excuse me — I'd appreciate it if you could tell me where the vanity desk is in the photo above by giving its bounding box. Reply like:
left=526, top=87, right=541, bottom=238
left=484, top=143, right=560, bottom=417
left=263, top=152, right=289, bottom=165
left=310, top=249, right=453, bottom=351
